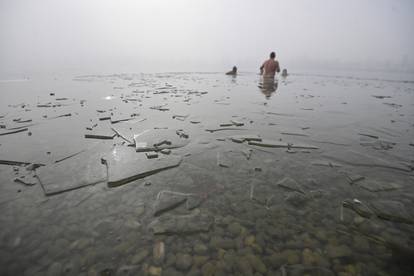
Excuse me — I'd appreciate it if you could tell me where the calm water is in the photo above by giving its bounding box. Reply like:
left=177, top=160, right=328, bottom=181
left=0, top=71, right=413, bottom=275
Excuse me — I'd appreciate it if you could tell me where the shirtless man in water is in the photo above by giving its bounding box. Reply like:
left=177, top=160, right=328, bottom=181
left=260, top=52, right=280, bottom=77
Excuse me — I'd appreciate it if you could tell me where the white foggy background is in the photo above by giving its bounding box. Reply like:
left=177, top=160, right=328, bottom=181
left=1, top=0, right=414, bottom=77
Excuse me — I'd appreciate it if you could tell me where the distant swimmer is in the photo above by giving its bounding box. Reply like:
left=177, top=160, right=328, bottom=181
left=281, top=69, right=288, bottom=77
left=226, top=66, right=237, bottom=75
left=260, top=52, right=280, bottom=77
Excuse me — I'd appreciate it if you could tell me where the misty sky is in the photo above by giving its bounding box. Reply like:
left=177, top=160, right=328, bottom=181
left=1, top=0, right=413, bottom=76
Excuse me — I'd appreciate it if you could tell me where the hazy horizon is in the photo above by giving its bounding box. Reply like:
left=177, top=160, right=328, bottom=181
left=1, top=0, right=414, bottom=77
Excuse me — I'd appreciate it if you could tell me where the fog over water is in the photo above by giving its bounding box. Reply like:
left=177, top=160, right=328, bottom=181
left=1, top=0, right=414, bottom=77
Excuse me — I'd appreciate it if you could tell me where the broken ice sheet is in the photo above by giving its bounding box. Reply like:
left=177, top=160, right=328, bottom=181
left=205, top=127, right=247, bottom=133
left=344, top=173, right=365, bottom=184
left=133, top=129, right=189, bottom=152
left=48, top=113, right=71, bottom=120
left=276, top=177, right=305, bottom=194
left=370, top=200, right=413, bottom=224
left=216, top=152, right=230, bottom=168
left=248, top=139, right=289, bottom=148
left=172, top=114, right=189, bottom=121
left=14, top=174, right=38, bottom=186
left=322, top=150, right=411, bottom=172
left=104, top=146, right=182, bottom=187
left=111, top=114, right=132, bottom=124
left=150, top=105, right=169, bottom=111
left=229, top=134, right=261, bottom=143
left=360, top=140, right=395, bottom=150
left=357, top=180, right=402, bottom=192
left=37, top=144, right=108, bottom=195
left=153, top=194, right=187, bottom=216
left=85, top=130, right=116, bottom=140
left=0, top=128, right=28, bottom=136
left=146, top=152, right=159, bottom=159
left=13, top=117, right=32, bottom=123
left=311, top=160, right=342, bottom=168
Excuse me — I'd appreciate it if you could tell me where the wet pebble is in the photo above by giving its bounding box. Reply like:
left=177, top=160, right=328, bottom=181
left=193, top=255, right=209, bottom=267
left=236, top=257, right=253, bottom=275
left=201, top=261, right=216, bottom=276
left=227, top=222, right=242, bottom=237
left=193, top=243, right=208, bottom=255
left=131, top=249, right=149, bottom=264
left=153, top=241, right=165, bottom=264
left=209, top=236, right=235, bottom=250
left=244, top=235, right=255, bottom=246
left=147, top=265, right=162, bottom=276
left=46, top=262, right=62, bottom=276
left=175, top=253, right=193, bottom=271
left=326, top=244, right=352, bottom=258
left=282, top=249, right=301, bottom=265
left=163, top=267, right=183, bottom=276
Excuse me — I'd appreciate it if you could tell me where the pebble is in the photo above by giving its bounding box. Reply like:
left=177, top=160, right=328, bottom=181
left=236, top=257, right=253, bottom=275
left=246, top=254, right=267, bottom=273
left=47, top=262, right=62, bottom=276
left=201, top=262, right=216, bottom=276
left=175, top=253, right=193, bottom=271
left=266, top=253, right=285, bottom=268
left=353, top=236, right=370, bottom=252
left=283, top=249, right=301, bottom=265
left=125, top=219, right=141, bottom=229
left=326, top=244, right=352, bottom=258
left=302, top=248, right=316, bottom=265
left=153, top=241, right=165, bottom=264
left=148, top=266, right=162, bottom=276
left=227, top=222, right=242, bottom=237
left=193, top=243, right=208, bottom=255
left=131, top=249, right=149, bottom=264
left=162, top=267, right=183, bottom=276
left=209, top=236, right=235, bottom=250
left=193, top=255, right=209, bottom=267
left=244, top=235, right=255, bottom=246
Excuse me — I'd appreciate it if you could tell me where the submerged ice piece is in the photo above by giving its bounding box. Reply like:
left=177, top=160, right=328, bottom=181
left=357, top=180, right=401, bottom=192
left=37, top=145, right=107, bottom=195
left=230, top=134, right=261, bottom=143
left=85, top=130, right=116, bottom=140
left=149, top=210, right=213, bottom=235
left=248, top=139, right=289, bottom=148
left=216, top=152, right=230, bottom=168
left=323, top=150, right=411, bottom=172
left=154, top=194, right=187, bottom=216
left=276, top=177, right=305, bottom=194
left=342, top=199, right=373, bottom=218
left=111, top=114, right=132, bottom=124
left=105, top=146, right=182, bottom=187
left=176, top=129, right=189, bottom=139
left=370, top=200, right=413, bottom=224
left=133, top=129, right=189, bottom=152
left=0, top=128, right=28, bottom=136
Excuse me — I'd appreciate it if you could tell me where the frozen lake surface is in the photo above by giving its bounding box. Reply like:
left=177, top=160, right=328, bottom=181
left=0, top=71, right=413, bottom=275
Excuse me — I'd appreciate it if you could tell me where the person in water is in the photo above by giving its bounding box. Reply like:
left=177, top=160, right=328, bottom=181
left=260, top=52, right=280, bottom=77
left=226, top=66, right=237, bottom=75
left=281, top=68, right=288, bottom=77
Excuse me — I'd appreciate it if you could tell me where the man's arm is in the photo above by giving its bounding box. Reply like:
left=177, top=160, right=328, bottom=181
left=260, top=62, right=265, bottom=75
left=276, top=61, right=280, bottom=73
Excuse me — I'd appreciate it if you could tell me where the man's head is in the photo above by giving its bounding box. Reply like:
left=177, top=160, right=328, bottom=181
left=270, top=52, right=276, bottom=59
left=232, top=66, right=237, bottom=72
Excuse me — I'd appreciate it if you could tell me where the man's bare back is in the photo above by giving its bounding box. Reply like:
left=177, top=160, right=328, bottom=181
left=260, top=52, right=280, bottom=77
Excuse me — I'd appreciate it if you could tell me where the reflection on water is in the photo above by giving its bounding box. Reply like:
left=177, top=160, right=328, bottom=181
left=258, top=77, right=278, bottom=99
left=0, top=72, right=413, bottom=275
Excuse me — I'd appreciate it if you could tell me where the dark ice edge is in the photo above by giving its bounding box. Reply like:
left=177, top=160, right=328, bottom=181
left=107, top=159, right=182, bottom=188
